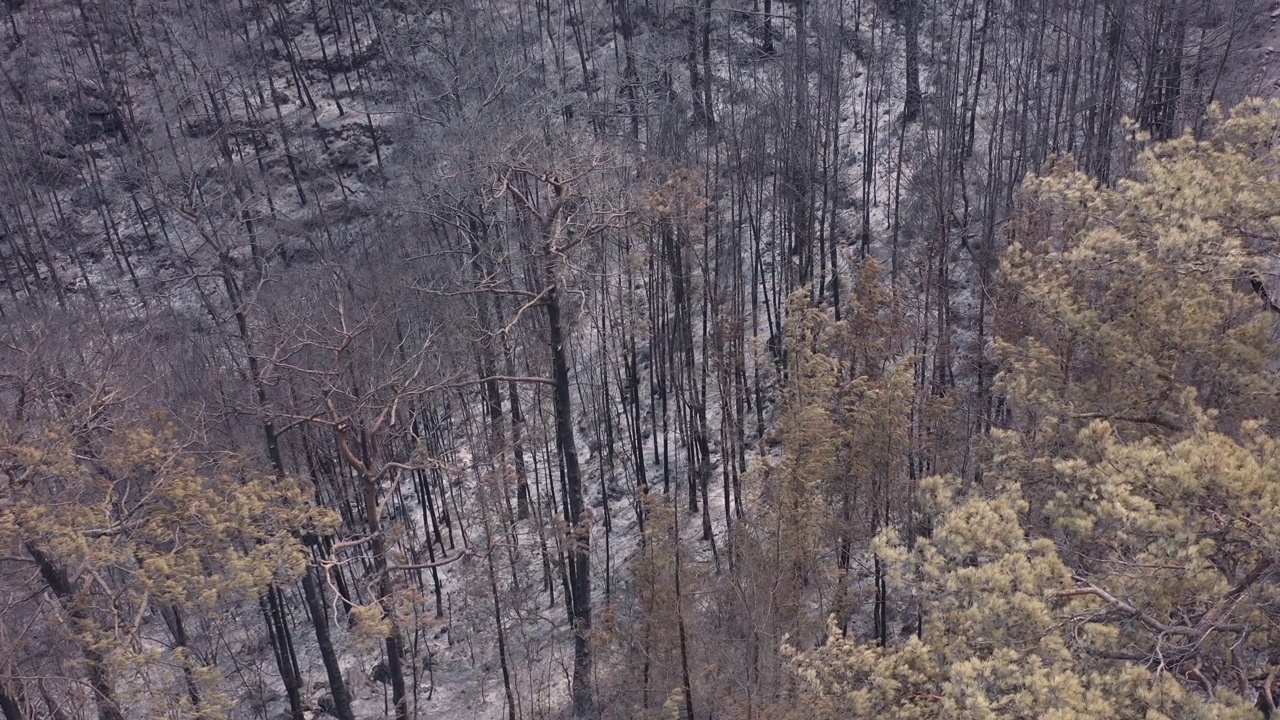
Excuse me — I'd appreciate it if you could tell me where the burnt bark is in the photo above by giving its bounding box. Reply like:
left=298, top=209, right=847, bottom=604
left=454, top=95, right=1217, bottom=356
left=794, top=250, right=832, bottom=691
left=24, top=544, right=123, bottom=720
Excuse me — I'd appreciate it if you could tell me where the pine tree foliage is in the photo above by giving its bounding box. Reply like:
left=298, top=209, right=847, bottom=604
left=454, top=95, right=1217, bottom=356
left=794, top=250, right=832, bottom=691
left=999, top=102, right=1280, bottom=443
left=753, top=261, right=914, bottom=637
left=998, top=101, right=1280, bottom=705
left=0, top=397, right=337, bottom=719
left=791, top=101, right=1280, bottom=718
left=792, top=480, right=1257, bottom=720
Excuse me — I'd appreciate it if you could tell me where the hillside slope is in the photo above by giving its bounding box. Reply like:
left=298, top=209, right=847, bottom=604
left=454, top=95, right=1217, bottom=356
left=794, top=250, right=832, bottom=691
left=1, top=0, right=1277, bottom=719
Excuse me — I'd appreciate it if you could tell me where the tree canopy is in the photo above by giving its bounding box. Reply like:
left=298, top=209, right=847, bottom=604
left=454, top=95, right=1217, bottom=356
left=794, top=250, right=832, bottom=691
left=790, top=100, right=1280, bottom=719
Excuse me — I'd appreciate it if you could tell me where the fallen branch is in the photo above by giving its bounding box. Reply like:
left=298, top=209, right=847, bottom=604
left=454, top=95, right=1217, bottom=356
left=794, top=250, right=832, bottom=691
left=1069, top=413, right=1183, bottom=432
left=387, top=548, right=473, bottom=571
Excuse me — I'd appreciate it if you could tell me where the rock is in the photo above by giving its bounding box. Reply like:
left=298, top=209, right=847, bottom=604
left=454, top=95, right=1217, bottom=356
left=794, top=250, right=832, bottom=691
left=606, top=476, right=626, bottom=502
left=303, top=43, right=380, bottom=73
left=181, top=114, right=221, bottom=139
left=70, top=184, right=99, bottom=211
left=315, top=13, right=336, bottom=35
left=590, top=476, right=626, bottom=507
left=65, top=99, right=122, bottom=145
